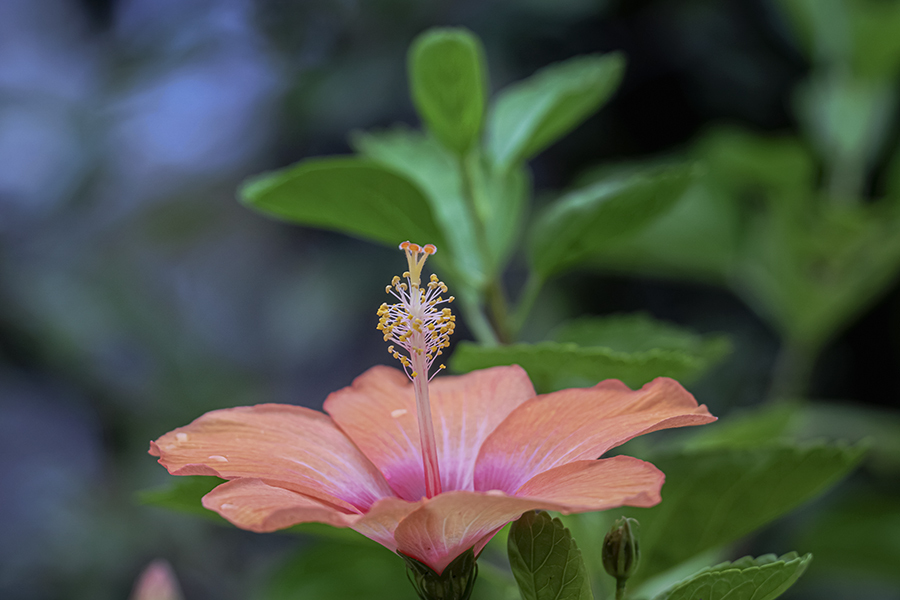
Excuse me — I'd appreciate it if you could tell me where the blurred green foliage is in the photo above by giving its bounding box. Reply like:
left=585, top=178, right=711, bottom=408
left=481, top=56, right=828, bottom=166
left=224, top=12, right=900, bottom=600
left=6, top=1, right=898, bottom=599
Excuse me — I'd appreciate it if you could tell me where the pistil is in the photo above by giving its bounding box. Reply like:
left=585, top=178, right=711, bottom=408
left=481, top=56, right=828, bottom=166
left=377, top=242, right=455, bottom=498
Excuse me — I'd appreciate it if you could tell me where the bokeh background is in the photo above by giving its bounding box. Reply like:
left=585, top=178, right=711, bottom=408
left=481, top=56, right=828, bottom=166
left=1, top=1, right=898, bottom=599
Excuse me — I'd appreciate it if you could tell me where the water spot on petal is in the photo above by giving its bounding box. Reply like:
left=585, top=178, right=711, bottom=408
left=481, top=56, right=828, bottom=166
left=391, top=409, right=408, bottom=418
left=175, top=433, right=188, bottom=442
left=486, top=489, right=505, bottom=497
left=208, top=455, right=228, bottom=462
left=220, top=503, right=236, bottom=510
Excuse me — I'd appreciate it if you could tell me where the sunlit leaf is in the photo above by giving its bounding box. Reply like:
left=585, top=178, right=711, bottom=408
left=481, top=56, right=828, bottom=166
left=652, top=552, right=813, bottom=600
left=620, top=443, right=864, bottom=585
left=352, top=127, right=486, bottom=287
left=487, top=53, right=625, bottom=169
left=449, top=340, right=716, bottom=392
left=552, top=312, right=731, bottom=359
left=508, top=511, right=593, bottom=600
left=530, top=163, right=695, bottom=277
left=239, top=157, right=445, bottom=249
left=409, top=28, right=487, bottom=154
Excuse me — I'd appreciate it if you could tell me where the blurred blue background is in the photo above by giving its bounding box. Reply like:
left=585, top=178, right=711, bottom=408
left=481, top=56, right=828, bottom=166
left=1, top=1, right=898, bottom=599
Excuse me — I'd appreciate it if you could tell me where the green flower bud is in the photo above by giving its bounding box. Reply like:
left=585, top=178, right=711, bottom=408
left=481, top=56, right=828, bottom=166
left=402, top=549, right=478, bottom=600
left=602, top=517, right=641, bottom=584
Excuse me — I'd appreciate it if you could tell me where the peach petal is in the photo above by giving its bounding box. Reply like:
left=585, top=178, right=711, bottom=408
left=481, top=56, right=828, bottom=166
left=325, top=365, right=535, bottom=499
left=150, top=404, right=393, bottom=512
left=350, top=496, right=425, bottom=553
left=475, top=377, right=715, bottom=493
left=515, top=457, right=664, bottom=510
left=202, top=478, right=359, bottom=532
left=393, top=491, right=570, bottom=575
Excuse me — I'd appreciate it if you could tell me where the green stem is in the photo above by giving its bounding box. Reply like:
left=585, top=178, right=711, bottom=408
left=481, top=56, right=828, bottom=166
left=615, top=579, right=627, bottom=600
left=826, top=152, right=865, bottom=205
left=485, top=279, right=513, bottom=344
left=768, top=337, right=820, bottom=402
left=460, top=291, right=499, bottom=346
left=511, top=272, right=545, bottom=337
left=458, top=152, right=516, bottom=343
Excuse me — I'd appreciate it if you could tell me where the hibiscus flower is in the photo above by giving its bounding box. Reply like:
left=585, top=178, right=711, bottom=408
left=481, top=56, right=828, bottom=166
left=149, top=242, right=715, bottom=576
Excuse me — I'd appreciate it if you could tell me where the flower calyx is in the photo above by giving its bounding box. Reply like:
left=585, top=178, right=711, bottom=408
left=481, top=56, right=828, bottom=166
left=402, top=548, right=478, bottom=600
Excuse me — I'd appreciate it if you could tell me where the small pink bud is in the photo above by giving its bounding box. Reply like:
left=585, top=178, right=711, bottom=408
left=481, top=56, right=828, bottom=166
left=129, top=559, right=184, bottom=600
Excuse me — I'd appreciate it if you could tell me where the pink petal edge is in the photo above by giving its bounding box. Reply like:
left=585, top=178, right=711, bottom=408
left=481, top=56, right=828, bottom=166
left=150, top=404, right=394, bottom=512
left=475, top=377, right=715, bottom=492
left=203, top=478, right=359, bottom=532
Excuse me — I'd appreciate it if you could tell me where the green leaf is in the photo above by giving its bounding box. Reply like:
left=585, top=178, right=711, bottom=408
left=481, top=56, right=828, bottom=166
left=351, top=128, right=486, bottom=287
left=696, top=127, right=816, bottom=204
left=735, top=201, right=900, bottom=348
left=487, top=53, right=625, bottom=169
left=462, top=150, right=531, bottom=273
left=792, top=402, right=900, bottom=474
left=586, top=176, right=738, bottom=285
left=508, top=511, right=593, bottom=600
left=449, top=340, right=716, bottom=393
left=409, top=28, right=487, bottom=155
left=261, top=540, right=420, bottom=600
left=679, top=403, right=799, bottom=451
left=794, top=74, right=894, bottom=181
left=652, top=552, right=813, bottom=600
left=620, top=444, right=864, bottom=585
left=793, top=491, right=900, bottom=582
left=138, top=476, right=226, bottom=523
left=239, top=156, right=445, bottom=249
left=552, top=312, right=731, bottom=360
left=530, top=163, right=695, bottom=277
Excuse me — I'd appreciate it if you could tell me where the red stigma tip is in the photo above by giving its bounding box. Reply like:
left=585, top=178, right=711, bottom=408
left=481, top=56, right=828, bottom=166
left=423, top=244, right=436, bottom=255
left=399, top=241, right=410, bottom=250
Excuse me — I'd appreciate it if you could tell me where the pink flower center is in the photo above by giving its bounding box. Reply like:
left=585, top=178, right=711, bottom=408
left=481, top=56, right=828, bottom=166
left=377, top=242, right=456, bottom=498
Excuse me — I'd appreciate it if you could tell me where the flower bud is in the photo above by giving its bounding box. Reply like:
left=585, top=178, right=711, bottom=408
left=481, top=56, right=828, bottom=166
left=402, top=548, right=477, bottom=600
left=129, top=559, right=184, bottom=600
left=602, top=517, right=641, bottom=584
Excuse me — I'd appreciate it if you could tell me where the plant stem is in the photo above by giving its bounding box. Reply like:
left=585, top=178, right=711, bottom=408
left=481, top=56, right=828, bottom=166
left=768, top=337, right=820, bottom=402
left=485, top=278, right=513, bottom=344
left=511, top=272, right=544, bottom=337
left=457, top=152, right=516, bottom=344
left=615, top=579, right=627, bottom=600
left=459, top=291, right=499, bottom=346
